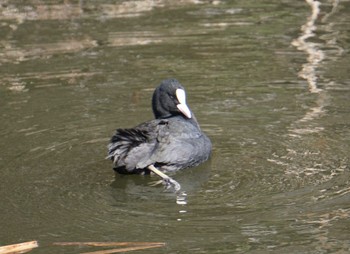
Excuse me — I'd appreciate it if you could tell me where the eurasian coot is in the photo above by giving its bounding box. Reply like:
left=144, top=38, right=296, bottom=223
left=107, top=79, right=211, bottom=182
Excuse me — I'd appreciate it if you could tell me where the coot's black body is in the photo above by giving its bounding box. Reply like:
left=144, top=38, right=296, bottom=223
left=107, top=79, right=211, bottom=174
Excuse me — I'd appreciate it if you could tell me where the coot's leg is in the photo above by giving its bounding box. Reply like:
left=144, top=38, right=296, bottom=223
left=147, top=165, right=181, bottom=192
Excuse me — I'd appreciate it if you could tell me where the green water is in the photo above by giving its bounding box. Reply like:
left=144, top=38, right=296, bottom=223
left=1, top=1, right=350, bottom=253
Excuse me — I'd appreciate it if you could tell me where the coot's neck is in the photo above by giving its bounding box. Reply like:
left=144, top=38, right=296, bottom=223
left=188, top=114, right=201, bottom=130
left=158, top=113, right=201, bottom=130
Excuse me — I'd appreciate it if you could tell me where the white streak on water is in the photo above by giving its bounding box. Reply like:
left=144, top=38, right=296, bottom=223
left=292, top=0, right=323, bottom=94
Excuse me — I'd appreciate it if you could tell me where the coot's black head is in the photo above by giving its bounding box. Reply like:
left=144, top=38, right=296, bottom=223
left=152, top=79, right=192, bottom=119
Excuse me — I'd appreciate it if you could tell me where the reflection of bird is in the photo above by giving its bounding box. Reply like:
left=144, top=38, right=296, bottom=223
left=107, top=79, right=211, bottom=185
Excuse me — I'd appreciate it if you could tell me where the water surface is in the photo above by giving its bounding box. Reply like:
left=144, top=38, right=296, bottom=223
left=1, top=0, right=350, bottom=253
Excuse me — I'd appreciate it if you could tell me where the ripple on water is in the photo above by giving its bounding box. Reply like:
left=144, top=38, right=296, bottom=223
left=1, top=0, right=350, bottom=252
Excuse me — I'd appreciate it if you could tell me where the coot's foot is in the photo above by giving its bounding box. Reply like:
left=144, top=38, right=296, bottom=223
left=163, top=177, right=181, bottom=192
left=148, top=165, right=181, bottom=192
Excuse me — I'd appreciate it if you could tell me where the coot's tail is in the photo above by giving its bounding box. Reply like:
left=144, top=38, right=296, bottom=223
left=107, top=128, right=149, bottom=173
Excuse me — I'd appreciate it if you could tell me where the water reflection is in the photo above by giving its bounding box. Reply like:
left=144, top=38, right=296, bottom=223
left=279, top=2, right=350, bottom=250
left=290, top=0, right=343, bottom=136
left=0, top=0, right=208, bottom=21
left=108, top=31, right=163, bottom=47
left=292, top=0, right=323, bottom=94
left=110, top=162, right=211, bottom=201
left=1, top=0, right=350, bottom=253
left=290, top=0, right=326, bottom=137
left=0, top=2, right=83, bottom=21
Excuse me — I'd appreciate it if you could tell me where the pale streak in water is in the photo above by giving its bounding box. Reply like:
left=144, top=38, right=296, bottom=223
left=269, top=0, right=345, bottom=181
left=289, top=0, right=342, bottom=136
left=292, top=0, right=323, bottom=94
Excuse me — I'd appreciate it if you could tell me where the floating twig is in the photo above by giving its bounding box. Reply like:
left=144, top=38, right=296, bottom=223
left=81, top=244, right=165, bottom=254
left=52, top=242, right=165, bottom=247
left=0, top=241, right=38, bottom=254
left=52, top=242, right=165, bottom=254
left=0, top=241, right=165, bottom=254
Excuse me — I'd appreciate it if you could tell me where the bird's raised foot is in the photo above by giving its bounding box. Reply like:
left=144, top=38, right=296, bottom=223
left=147, top=165, right=181, bottom=192
left=163, top=177, right=181, bottom=192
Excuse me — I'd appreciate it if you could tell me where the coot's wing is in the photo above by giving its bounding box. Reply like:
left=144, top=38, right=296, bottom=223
left=136, top=117, right=211, bottom=172
left=107, top=119, right=165, bottom=173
